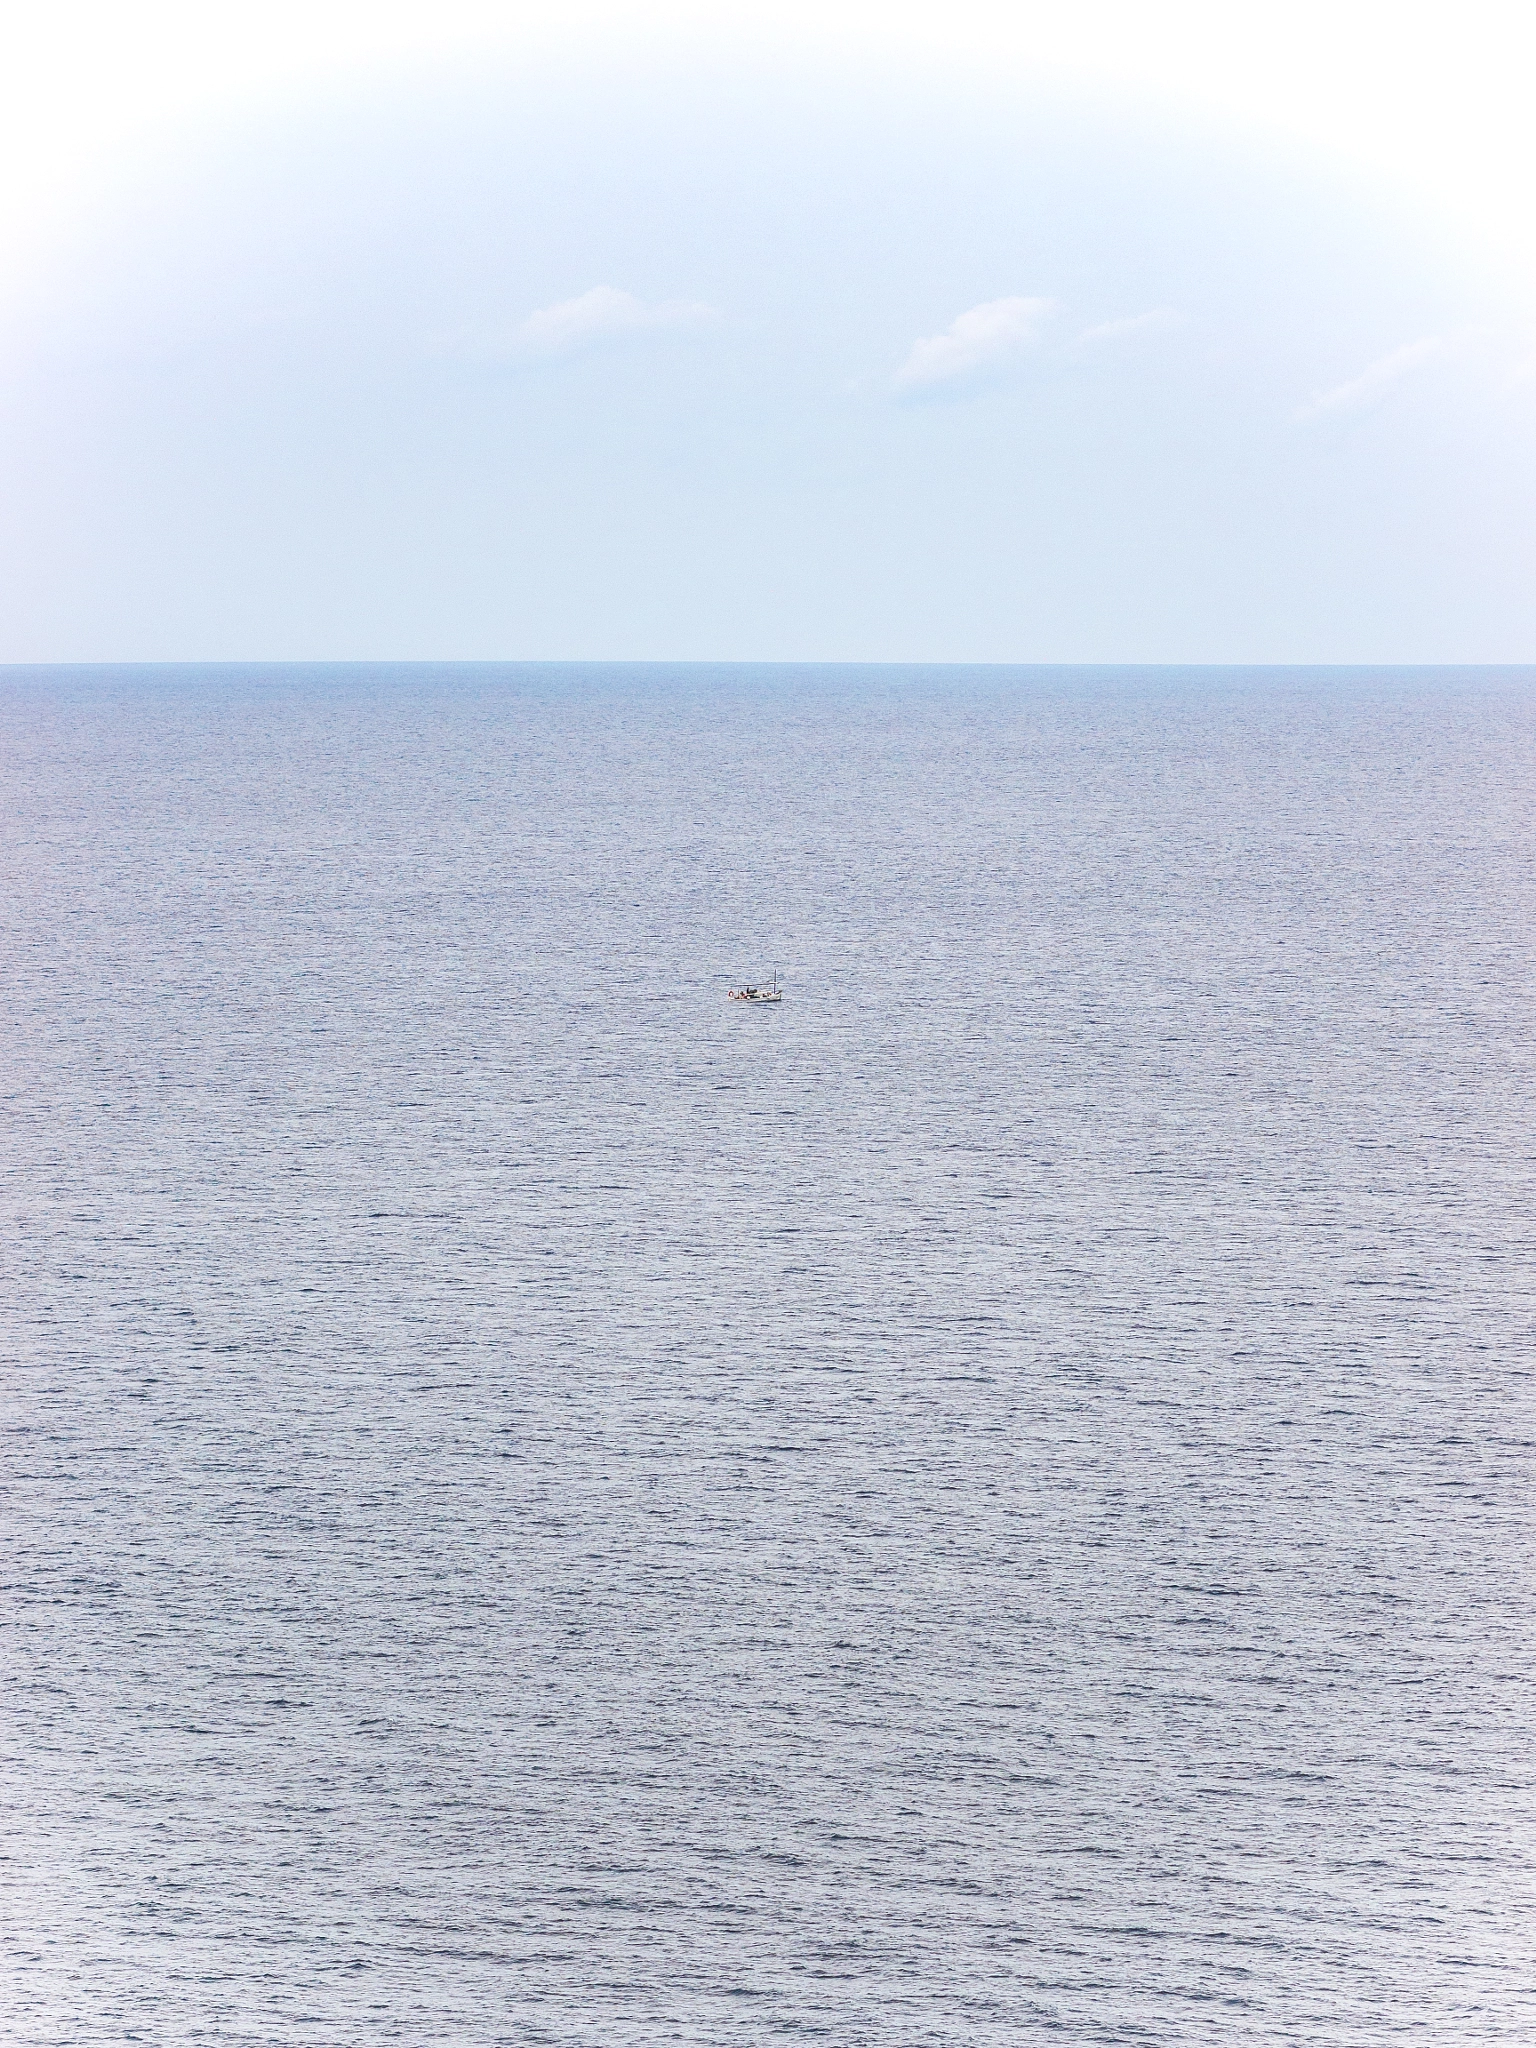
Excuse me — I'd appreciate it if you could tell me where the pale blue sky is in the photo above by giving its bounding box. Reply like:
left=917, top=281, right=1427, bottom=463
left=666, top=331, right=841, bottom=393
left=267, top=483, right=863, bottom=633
left=2, top=25, right=1533, bottom=661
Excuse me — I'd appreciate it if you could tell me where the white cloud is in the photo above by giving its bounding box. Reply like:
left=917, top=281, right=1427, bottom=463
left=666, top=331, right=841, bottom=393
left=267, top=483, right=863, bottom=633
left=450, top=286, right=719, bottom=364
left=1294, top=336, right=1449, bottom=421
left=1078, top=308, right=1185, bottom=343
left=891, top=296, right=1054, bottom=396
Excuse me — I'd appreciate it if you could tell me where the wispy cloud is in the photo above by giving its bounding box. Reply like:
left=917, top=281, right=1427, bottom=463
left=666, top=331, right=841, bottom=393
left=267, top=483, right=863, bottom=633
left=892, top=296, right=1054, bottom=397
left=1077, top=308, right=1184, bottom=344
left=447, top=286, right=719, bottom=365
left=1295, top=336, right=1449, bottom=422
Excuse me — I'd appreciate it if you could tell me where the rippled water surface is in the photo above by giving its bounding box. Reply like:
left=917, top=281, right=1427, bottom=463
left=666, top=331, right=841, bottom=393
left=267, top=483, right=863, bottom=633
left=4, top=664, right=1535, bottom=2045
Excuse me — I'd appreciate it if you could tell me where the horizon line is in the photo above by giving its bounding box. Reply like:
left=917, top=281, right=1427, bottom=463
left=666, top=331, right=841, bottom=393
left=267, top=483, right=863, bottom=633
left=3, top=658, right=1534, bottom=675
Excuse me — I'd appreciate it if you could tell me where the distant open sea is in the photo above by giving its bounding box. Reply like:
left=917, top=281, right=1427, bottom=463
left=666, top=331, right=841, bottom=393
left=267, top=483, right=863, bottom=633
left=3, top=663, right=1534, bottom=2045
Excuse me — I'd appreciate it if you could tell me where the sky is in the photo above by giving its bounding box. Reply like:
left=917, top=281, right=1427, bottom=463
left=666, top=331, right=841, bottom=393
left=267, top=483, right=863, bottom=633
left=1, top=0, right=1533, bottom=663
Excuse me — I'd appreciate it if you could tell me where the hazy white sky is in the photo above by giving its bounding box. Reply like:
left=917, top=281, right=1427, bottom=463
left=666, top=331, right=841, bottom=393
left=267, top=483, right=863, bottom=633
left=1, top=0, right=1533, bottom=661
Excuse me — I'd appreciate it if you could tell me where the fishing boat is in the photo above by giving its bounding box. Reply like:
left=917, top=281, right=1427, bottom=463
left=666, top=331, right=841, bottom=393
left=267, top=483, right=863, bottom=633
left=728, top=970, right=783, bottom=1003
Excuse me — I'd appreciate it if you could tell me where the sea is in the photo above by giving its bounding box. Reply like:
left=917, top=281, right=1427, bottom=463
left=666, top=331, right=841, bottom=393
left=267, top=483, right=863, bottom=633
left=3, top=663, right=1533, bottom=2046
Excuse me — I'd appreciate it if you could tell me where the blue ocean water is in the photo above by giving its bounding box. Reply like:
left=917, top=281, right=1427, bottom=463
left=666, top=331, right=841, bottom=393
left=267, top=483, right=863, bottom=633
left=2, top=663, right=1534, bottom=2045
